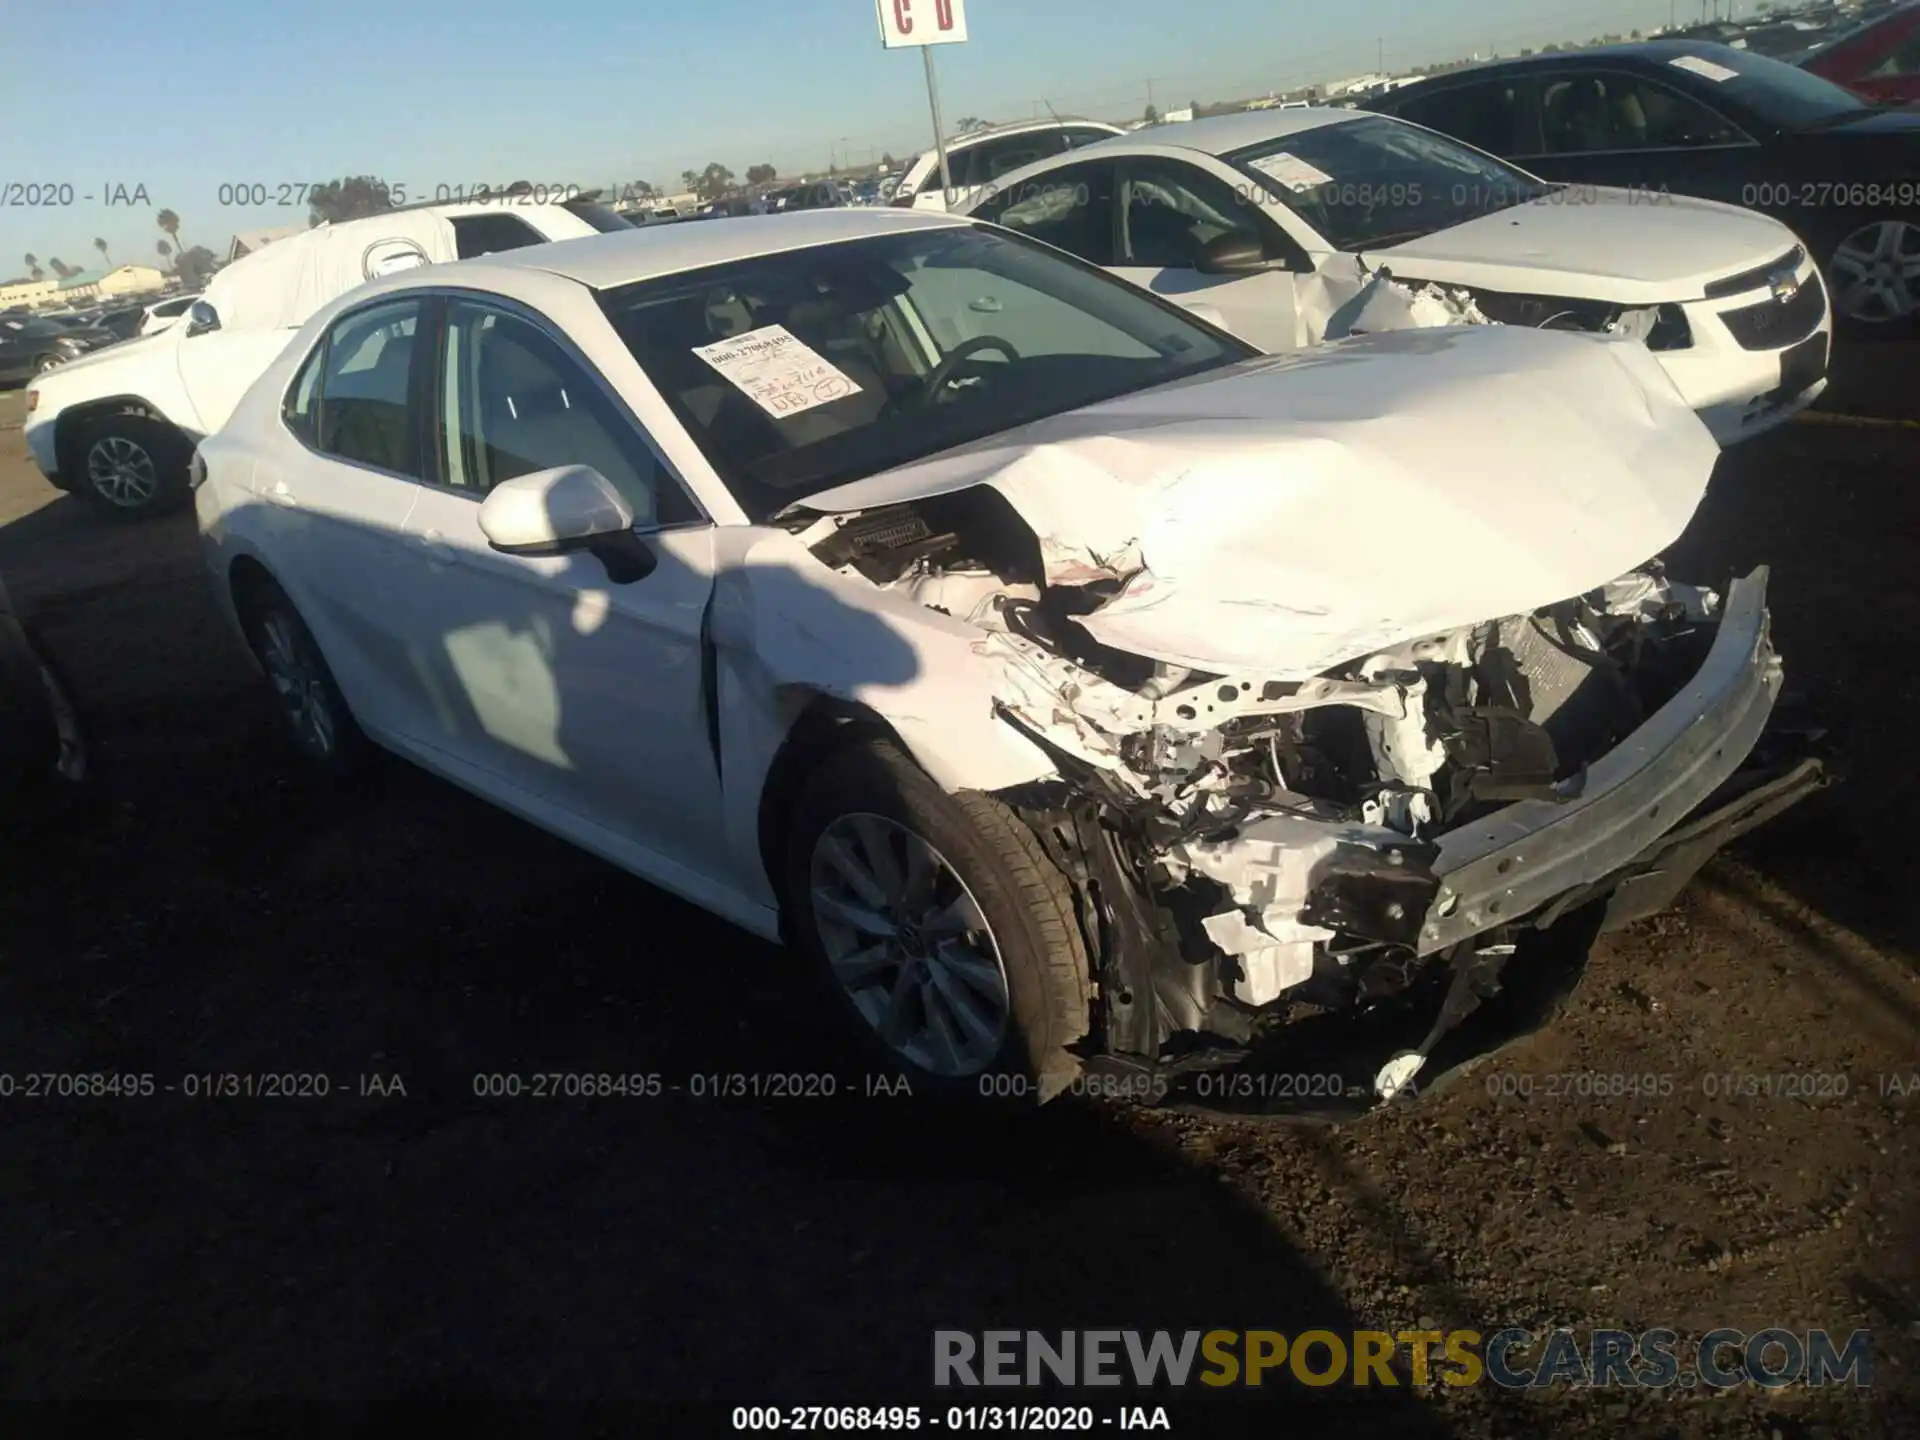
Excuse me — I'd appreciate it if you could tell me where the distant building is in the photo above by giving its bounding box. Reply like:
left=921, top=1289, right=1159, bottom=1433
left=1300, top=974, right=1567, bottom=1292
left=1161, top=106, right=1195, bottom=123
left=0, top=262, right=168, bottom=310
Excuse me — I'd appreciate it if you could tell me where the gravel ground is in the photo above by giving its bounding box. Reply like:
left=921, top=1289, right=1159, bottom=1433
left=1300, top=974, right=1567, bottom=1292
left=1, top=361, right=1916, bottom=1438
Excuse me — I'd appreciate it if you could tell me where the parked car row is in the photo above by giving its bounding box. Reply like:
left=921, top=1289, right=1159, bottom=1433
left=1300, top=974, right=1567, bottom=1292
left=965, top=101, right=1835, bottom=443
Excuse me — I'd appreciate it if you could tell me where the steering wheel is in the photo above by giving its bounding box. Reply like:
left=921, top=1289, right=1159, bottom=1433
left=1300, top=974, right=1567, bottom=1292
left=915, top=335, right=1021, bottom=407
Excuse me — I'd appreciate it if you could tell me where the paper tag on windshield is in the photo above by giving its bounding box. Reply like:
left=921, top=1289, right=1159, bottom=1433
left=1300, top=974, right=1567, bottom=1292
left=1247, top=152, right=1335, bottom=193
left=1669, top=55, right=1738, bottom=82
left=692, top=324, right=861, bottom=419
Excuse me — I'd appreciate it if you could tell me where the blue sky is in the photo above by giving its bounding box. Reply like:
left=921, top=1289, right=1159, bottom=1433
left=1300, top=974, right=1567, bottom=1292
left=2, top=0, right=1683, bottom=276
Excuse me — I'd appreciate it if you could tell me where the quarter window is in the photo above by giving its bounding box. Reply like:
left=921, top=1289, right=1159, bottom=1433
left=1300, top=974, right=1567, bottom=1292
left=437, top=300, right=696, bottom=527
left=313, top=299, right=423, bottom=476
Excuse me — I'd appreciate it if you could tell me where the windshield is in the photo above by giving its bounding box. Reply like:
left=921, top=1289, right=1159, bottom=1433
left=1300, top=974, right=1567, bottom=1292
left=600, top=225, right=1247, bottom=521
left=1675, top=46, right=1871, bottom=129
left=1226, top=115, right=1545, bottom=251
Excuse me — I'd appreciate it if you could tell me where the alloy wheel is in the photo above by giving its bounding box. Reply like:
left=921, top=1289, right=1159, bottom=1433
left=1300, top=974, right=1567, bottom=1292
left=257, top=611, right=337, bottom=760
left=34, top=352, right=64, bottom=375
left=1830, top=220, right=1920, bottom=323
left=809, top=813, right=1012, bottom=1078
left=85, top=435, right=160, bottom=509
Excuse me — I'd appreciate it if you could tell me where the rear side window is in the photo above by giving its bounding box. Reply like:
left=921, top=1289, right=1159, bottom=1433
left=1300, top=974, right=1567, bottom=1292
left=283, top=342, right=325, bottom=446
left=1395, top=80, right=1529, bottom=156
left=450, top=213, right=548, bottom=258
left=312, top=299, right=424, bottom=476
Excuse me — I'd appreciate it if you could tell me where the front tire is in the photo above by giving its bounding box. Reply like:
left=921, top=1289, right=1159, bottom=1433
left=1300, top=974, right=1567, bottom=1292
left=236, top=581, right=367, bottom=776
left=76, top=414, right=190, bottom=517
left=783, top=739, right=1090, bottom=1102
left=1824, top=217, right=1920, bottom=327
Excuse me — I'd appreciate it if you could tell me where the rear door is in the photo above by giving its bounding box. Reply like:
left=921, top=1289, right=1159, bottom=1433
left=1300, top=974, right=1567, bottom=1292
left=249, top=297, right=431, bottom=737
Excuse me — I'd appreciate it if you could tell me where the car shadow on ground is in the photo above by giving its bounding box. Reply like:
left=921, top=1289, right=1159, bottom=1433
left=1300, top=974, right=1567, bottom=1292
left=0, top=495, right=1457, bottom=1433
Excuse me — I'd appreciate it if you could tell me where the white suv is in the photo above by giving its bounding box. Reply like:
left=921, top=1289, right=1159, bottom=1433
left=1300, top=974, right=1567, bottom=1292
left=893, top=118, right=1125, bottom=211
left=24, top=197, right=629, bottom=516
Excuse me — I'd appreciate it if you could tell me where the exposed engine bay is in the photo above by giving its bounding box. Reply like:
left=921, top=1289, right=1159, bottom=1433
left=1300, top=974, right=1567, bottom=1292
left=791, top=484, right=1773, bottom=1104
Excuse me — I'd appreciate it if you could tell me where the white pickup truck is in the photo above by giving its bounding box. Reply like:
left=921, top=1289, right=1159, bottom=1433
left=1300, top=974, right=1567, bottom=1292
left=24, top=197, right=630, bottom=516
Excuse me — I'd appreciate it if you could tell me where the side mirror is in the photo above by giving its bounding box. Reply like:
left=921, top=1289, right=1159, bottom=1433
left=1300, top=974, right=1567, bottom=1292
left=1196, top=232, right=1272, bottom=276
left=477, top=465, right=657, bottom=583
left=184, top=301, right=221, bottom=337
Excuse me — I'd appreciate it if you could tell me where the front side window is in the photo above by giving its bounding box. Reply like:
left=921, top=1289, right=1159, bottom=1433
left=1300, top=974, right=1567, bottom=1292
left=437, top=300, right=697, bottom=527
left=972, top=161, right=1117, bottom=265
left=1228, top=114, right=1547, bottom=250
left=313, top=299, right=423, bottom=475
left=1539, top=72, right=1745, bottom=153
left=599, top=225, right=1247, bottom=519
left=1120, top=159, right=1272, bottom=269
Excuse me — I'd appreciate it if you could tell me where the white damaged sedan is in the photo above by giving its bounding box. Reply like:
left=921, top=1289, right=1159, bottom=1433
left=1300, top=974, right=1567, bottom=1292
left=194, top=211, right=1826, bottom=1110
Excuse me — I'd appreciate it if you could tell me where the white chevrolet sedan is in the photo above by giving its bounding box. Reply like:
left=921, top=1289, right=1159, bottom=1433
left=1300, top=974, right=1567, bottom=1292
left=961, top=108, right=1833, bottom=445
left=194, top=211, right=1821, bottom=1111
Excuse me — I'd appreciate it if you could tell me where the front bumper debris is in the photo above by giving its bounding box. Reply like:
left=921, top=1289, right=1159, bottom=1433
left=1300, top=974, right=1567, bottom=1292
left=1419, top=566, right=1786, bottom=953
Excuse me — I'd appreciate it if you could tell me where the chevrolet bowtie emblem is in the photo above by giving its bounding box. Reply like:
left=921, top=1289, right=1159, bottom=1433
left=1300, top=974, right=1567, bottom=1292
left=1769, top=268, right=1801, bottom=304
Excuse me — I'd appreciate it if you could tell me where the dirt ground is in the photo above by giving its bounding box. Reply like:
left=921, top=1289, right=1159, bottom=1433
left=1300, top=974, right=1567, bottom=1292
left=1, top=346, right=1916, bottom=1438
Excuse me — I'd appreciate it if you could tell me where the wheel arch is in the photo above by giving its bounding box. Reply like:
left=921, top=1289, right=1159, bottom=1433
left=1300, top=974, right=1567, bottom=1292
left=53, top=396, right=180, bottom=475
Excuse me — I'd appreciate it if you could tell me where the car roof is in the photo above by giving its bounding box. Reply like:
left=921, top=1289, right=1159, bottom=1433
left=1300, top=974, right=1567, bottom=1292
left=461, top=208, right=974, bottom=290
left=1365, top=38, right=1754, bottom=91
left=1072, top=106, right=1364, bottom=158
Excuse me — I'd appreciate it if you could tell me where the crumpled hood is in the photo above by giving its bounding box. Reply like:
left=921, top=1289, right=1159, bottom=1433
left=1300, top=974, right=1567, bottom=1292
left=798, top=325, right=1719, bottom=677
left=1373, top=187, right=1797, bottom=301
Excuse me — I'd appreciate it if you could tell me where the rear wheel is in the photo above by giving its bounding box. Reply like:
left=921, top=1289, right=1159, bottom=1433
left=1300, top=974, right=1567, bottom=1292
left=76, top=414, right=190, bottom=517
left=32, top=352, right=64, bottom=377
left=783, top=739, right=1090, bottom=1102
left=236, top=581, right=367, bottom=775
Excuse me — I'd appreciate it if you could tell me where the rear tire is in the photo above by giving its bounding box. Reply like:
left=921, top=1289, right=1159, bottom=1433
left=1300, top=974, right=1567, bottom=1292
left=782, top=738, right=1090, bottom=1103
left=236, top=580, right=368, bottom=776
left=75, top=414, right=191, bottom=517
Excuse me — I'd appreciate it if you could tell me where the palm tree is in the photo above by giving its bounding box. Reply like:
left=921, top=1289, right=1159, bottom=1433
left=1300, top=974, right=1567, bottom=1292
left=157, top=209, right=185, bottom=256
left=24, top=252, right=42, bottom=281
left=47, top=257, right=71, bottom=280
left=94, top=237, right=111, bottom=268
left=680, top=169, right=699, bottom=194
left=156, top=239, right=173, bottom=270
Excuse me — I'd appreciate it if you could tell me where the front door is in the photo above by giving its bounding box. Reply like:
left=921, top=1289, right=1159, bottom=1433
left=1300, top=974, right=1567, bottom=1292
left=1111, top=156, right=1310, bottom=352
left=394, top=296, right=730, bottom=881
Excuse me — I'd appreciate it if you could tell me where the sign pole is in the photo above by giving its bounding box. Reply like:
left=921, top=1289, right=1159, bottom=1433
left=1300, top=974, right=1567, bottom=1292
left=923, top=45, right=955, bottom=211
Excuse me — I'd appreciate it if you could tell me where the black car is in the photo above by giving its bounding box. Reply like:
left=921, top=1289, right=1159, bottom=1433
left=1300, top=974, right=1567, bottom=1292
left=1363, top=40, right=1920, bottom=325
left=94, top=304, right=150, bottom=342
left=0, top=314, right=119, bottom=382
left=0, top=572, right=88, bottom=816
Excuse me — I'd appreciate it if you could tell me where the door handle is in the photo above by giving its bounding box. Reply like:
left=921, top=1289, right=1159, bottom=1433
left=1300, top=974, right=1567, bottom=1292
left=266, top=480, right=299, bottom=509
left=417, top=531, right=458, bottom=567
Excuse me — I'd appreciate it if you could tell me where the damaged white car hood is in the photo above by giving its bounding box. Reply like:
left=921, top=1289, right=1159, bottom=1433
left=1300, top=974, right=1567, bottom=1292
left=1369, top=187, right=1797, bottom=303
left=796, top=325, right=1719, bottom=678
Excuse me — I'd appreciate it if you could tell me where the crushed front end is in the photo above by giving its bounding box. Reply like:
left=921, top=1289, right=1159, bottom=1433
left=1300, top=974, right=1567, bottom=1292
left=978, top=563, right=1827, bottom=1115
